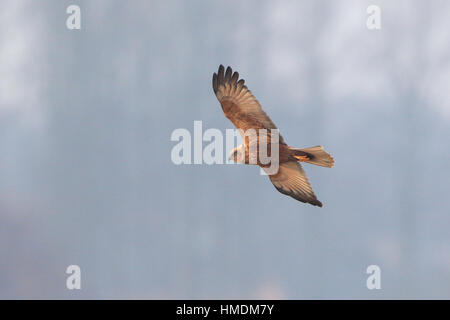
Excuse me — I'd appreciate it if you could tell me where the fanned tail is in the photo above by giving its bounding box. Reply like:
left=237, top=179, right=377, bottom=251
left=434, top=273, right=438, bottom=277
left=291, top=146, right=334, bottom=168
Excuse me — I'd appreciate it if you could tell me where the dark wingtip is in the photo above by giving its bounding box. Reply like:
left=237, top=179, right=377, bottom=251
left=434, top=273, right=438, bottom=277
left=224, top=66, right=232, bottom=82
left=218, top=65, right=224, bottom=76
left=308, top=197, right=323, bottom=207
left=213, top=65, right=245, bottom=94
left=231, top=71, right=239, bottom=84
left=212, top=73, right=218, bottom=93
left=303, top=198, right=323, bottom=207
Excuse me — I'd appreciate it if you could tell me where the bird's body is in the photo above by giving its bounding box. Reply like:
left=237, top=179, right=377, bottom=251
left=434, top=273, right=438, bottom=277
left=213, top=65, right=334, bottom=207
left=229, top=140, right=299, bottom=166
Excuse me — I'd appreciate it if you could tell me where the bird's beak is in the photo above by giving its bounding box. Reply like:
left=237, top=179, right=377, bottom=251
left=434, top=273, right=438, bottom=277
left=227, top=151, right=235, bottom=162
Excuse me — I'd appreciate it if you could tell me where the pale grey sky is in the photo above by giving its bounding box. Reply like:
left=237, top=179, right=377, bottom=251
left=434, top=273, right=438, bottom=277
left=1, top=0, right=450, bottom=299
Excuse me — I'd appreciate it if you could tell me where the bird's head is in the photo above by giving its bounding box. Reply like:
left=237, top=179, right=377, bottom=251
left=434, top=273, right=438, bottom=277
left=228, top=144, right=246, bottom=163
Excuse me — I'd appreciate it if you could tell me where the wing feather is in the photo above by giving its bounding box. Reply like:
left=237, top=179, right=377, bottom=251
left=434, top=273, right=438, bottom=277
left=264, top=161, right=323, bottom=207
left=212, top=65, right=286, bottom=144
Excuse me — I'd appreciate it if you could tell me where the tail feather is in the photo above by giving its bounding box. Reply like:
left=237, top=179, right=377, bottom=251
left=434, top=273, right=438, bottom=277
left=292, top=146, right=334, bottom=168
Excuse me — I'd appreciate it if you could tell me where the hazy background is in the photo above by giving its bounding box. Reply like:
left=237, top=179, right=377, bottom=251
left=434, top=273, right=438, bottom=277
left=1, top=0, right=450, bottom=299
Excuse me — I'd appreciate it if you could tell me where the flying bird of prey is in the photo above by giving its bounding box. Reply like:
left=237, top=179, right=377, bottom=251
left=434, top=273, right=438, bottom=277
left=212, top=65, right=334, bottom=207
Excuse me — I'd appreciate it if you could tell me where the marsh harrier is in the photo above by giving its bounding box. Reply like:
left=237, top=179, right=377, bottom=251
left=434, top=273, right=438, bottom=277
left=212, top=65, right=334, bottom=207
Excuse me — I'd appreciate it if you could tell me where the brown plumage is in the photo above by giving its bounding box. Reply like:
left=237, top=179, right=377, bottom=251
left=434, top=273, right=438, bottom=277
left=213, top=65, right=334, bottom=207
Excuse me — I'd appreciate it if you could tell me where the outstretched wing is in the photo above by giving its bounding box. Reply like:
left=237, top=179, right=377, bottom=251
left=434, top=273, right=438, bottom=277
left=212, top=65, right=286, bottom=144
left=264, top=161, right=323, bottom=207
